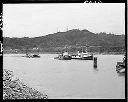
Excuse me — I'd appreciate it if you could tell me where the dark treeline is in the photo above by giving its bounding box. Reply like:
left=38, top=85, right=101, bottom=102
left=3, top=29, right=125, bottom=54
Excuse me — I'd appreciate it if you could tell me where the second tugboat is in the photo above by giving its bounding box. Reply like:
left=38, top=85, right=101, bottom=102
left=71, top=51, right=93, bottom=60
left=71, top=46, right=93, bottom=60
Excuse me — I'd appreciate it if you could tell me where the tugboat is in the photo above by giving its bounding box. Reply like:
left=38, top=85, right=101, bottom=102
left=116, top=54, right=125, bottom=73
left=54, top=51, right=72, bottom=60
left=71, top=47, right=93, bottom=60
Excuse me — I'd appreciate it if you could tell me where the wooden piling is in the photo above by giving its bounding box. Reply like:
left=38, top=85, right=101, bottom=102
left=93, top=57, right=97, bottom=68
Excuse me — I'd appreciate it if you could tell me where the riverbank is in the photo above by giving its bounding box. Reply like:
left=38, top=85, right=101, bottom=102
left=3, top=69, right=48, bottom=99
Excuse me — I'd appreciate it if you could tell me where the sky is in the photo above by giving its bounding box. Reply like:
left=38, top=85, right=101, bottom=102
left=3, top=3, right=125, bottom=38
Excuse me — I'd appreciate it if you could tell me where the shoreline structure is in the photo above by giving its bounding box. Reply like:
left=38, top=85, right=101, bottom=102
left=3, top=69, right=48, bottom=99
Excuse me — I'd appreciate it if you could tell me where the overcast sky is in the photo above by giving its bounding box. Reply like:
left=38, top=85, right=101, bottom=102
left=3, top=3, right=125, bottom=38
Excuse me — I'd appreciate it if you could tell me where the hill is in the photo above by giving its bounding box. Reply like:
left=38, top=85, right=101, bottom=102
left=3, top=29, right=125, bottom=53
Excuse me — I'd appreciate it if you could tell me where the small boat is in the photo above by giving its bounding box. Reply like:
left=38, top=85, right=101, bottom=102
left=25, top=54, right=40, bottom=58
left=116, top=62, right=125, bottom=73
left=23, top=48, right=40, bottom=58
left=32, top=54, right=40, bottom=58
left=116, top=55, right=125, bottom=73
left=71, top=51, right=93, bottom=60
left=55, top=51, right=72, bottom=60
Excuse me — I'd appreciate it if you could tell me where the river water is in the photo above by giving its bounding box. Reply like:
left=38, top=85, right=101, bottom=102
left=3, top=54, right=125, bottom=99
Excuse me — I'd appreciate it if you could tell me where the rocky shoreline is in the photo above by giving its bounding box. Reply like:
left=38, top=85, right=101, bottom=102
left=3, top=69, right=48, bottom=99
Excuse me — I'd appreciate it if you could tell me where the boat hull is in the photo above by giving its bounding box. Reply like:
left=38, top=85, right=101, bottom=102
left=24, top=54, right=40, bottom=58
left=71, top=55, right=93, bottom=60
left=32, top=54, right=40, bottom=58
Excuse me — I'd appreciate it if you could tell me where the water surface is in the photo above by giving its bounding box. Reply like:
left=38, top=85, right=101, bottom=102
left=3, top=54, right=125, bottom=99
